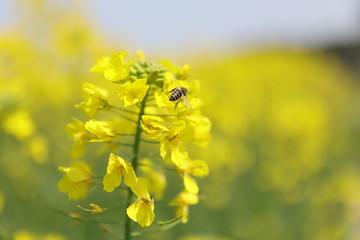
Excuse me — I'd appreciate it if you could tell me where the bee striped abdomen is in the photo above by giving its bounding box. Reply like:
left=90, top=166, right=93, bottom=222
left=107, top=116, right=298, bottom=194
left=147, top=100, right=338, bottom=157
left=169, top=87, right=188, bottom=101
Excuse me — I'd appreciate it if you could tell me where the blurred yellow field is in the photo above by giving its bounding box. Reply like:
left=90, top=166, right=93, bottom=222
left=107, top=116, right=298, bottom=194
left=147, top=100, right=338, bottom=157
left=1, top=1, right=360, bottom=240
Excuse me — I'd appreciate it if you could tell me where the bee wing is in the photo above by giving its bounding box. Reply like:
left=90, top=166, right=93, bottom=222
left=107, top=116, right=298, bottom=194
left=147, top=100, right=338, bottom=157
left=183, top=96, right=193, bottom=110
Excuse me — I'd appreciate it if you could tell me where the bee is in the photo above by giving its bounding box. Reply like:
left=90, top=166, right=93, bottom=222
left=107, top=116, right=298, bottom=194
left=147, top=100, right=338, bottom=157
left=169, top=87, right=192, bottom=109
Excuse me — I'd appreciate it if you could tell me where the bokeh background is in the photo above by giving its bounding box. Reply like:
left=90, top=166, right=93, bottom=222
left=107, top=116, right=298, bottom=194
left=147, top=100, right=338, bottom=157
left=1, top=0, right=360, bottom=239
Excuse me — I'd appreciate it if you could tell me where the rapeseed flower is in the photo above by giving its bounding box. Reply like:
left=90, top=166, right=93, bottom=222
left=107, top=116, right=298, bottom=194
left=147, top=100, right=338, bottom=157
left=61, top=51, right=211, bottom=237
left=90, top=52, right=134, bottom=82
left=103, top=153, right=137, bottom=192
left=26, top=135, right=48, bottom=164
left=140, top=115, right=169, bottom=139
left=159, top=120, right=187, bottom=163
left=66, top=118, right=91, bottom=158
left=3, top=110, right=35, bottom=140
left=175, top=159, right=209, bottom=194
left=84, top=119, right=116, bottom=142
left=75, top=82, right=109, bottom=117
left=170, top=191, right=199, bottom=223
left=126, top=178, right=155, bottom=227
left=185, top=114, right=212, bottom=147
left=139, top=158, right=167, bottom=199
left=58, top=161, right=92, bottom=200
left=118, top=78, right=149, bottom=107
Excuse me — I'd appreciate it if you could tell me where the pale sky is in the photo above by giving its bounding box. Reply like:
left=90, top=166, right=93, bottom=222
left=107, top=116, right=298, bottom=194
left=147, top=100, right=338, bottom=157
left=1, top=0, right=359, bottom=55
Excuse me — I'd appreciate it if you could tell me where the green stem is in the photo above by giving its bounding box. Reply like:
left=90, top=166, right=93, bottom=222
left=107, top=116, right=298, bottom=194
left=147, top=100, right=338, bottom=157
left=109, top=104, right=138, bottom=115
left=124, top=92, right=149, bottom=240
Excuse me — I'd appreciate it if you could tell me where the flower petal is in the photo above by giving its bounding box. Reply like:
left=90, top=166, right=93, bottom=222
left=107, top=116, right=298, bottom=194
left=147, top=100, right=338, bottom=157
left=184, top=174, right=199, bottom=194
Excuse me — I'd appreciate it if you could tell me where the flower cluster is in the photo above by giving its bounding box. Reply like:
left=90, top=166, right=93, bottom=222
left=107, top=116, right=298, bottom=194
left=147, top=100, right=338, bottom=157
left=58, top=51, right=211, bottom=236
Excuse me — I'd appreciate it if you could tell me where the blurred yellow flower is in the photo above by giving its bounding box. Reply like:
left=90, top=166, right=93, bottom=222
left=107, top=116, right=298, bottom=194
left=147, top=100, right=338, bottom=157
left=12, top=230, right=66, bottom=240
left=185, top=114, right=212, bottom=147
left=84, top=119, right=116, bottom=142
left=66, top=118, right=91, bottom=158
left=26, top=135, right=48, bottom=164
left=118, top=78, right=149, bottom=107
left=43, top=233, right=67, bottom=240
left=75, top=82, right=109, bottom=117
left=3, top=110, right=35, bottom=140
left=90, top=52, right=134, bottom=82
left=139, top=158, right=167, bottom=199
left=57, top=161, right=92, bottom=200
left=103, top=153, right=137, bottom=192
left=170, top=191, right=199, bottom=223
left=176, top=64, right=190, bottom=80
left=140, top=115, right=169, bottom=139
left=126, top=178, right=155, bottom=227
left=176, top=159, right=209, bottom=194
left=13, top=230, right=36, bottom=240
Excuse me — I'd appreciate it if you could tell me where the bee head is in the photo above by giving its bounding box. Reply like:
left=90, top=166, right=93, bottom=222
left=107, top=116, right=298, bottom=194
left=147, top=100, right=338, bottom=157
left=180, top=87, right=188, bottom=96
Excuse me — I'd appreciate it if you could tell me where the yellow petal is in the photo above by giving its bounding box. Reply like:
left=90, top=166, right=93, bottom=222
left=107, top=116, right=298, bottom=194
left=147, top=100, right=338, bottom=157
left=103, top=171, right=122, bottom=192
left=57, top=176, right=71, bottom=193
left=90, top=56, right=110, bottom=73
left=188, top=160, right=210, bottom=178
left=126, top=200, right=141, bottom=222
left=171, top=148, right=188, bottom=167
left=119, top=78, right=149, bottom=107
left=135, top=201, right=155, bottom=227
left=176, top=206, right=189, bottom=223
left=130, top=178, right=149, bottom=198
left=66, top=162, right=91, bottom=182
left=70, top=141, right=86, bottom=159
left=124, top=162, right=137, bottom=187
left=58, top=176, right=89, bottom=200
left=184, top=174, right=199, bottom=194
left=67, top=181, right=90, bottom=200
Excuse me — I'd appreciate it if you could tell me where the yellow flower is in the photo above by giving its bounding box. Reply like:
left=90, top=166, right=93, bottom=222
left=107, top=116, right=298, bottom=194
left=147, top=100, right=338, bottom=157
left=26, top=135, right=48, bottom=164
left=170, top=191, right=199, bottom=223
left=159, top=120, right=187, bottom=164
left=160, top=60, right=190, bottom=79
left=13, top=230, right=37, bottom=240
left=140, top=115, right=169, bottom=139
left=126, top=178, right=155, bottom=227
left=103, top=153, right=137, bottom=192
left=154, top=72, right=177, bottom=109
left=185, top=114, right=212, bottom=147
left=176, top=64, right=190, bottom=80
left=57, top=161, right=92, bottom=200
left=139, top=158, right=167, bottom=199
left=175, top=159, right=209, bottom=194
left=89, top=56, right=111, bottom=73
left=154, top=89, right=172, bottom=108
left=66, top=118, right=91, bottom=158
left=90, top=52, right=134, bottom=82
left=84, top=119, right=116, bottom=142
left=154, top=73, right=197, bottom=111
left=75, top=82, right=109, bottom=117
left=118, top=78, right=149, bottom=107
left=2, top=110, right=35, bottom=140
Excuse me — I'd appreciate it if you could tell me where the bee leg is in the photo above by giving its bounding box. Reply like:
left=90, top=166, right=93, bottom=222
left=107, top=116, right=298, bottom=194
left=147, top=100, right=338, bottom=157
left=169, top=88, right=176, bottom=93
left=174, top=99, right=181, bottom=109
